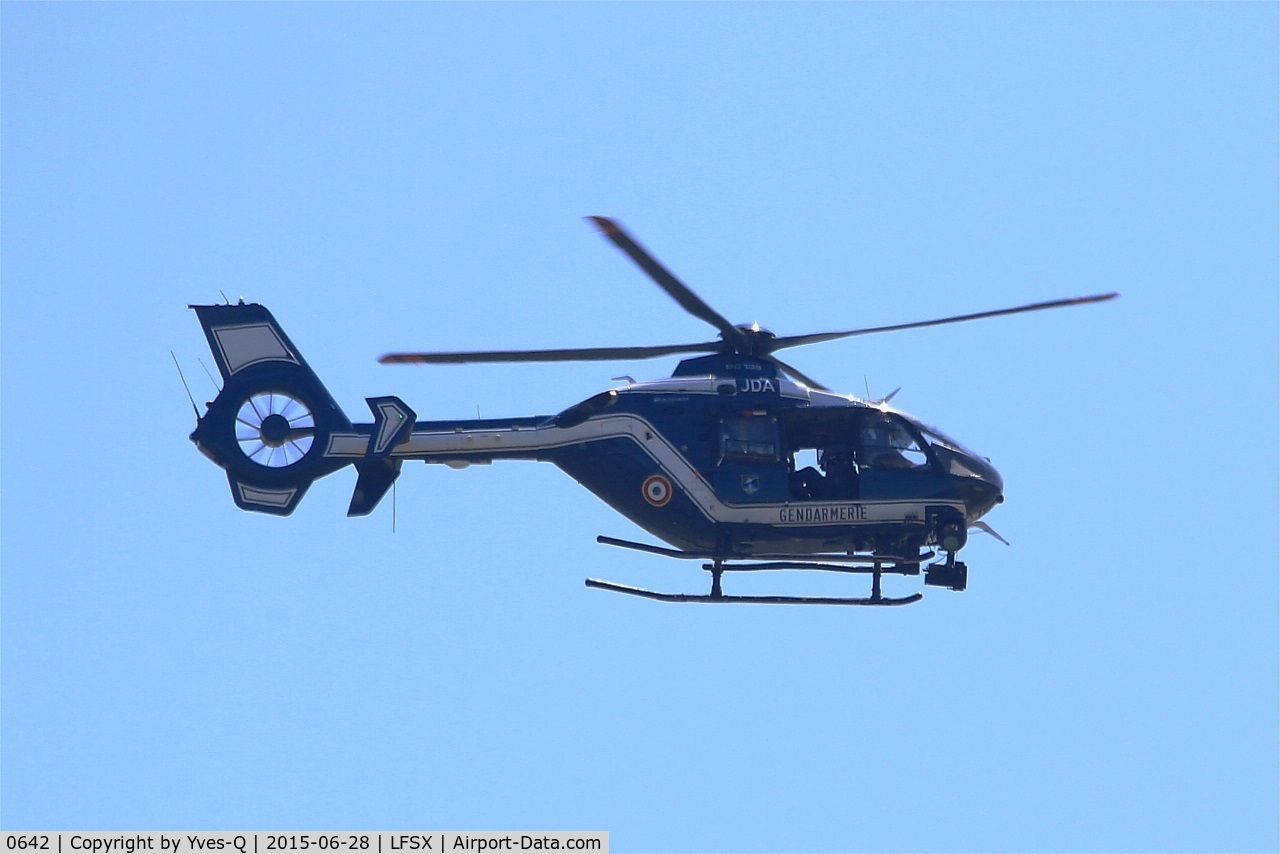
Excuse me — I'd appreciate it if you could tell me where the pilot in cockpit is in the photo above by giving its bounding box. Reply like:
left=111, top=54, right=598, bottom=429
left=790, top=442, right=859, bottom=501
left=819, top=444, right=858, bottom=499
left=857, top=416, right=920, bottom=470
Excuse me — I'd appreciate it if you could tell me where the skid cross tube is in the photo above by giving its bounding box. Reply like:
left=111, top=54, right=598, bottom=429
left=596, top=535, right=933, bottom=565
left=588, top=541, right=926, bottom=606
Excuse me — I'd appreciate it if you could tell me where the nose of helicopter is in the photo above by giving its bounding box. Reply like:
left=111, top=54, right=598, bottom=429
left=964, top=458, right=1004, bottom=520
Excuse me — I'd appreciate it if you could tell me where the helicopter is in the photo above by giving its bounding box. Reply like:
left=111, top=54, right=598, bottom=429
left=186, top=216, right=1116, bottom=606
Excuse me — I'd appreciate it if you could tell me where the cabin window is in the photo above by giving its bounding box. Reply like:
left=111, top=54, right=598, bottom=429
left=718, top=416, right=779, bottom=463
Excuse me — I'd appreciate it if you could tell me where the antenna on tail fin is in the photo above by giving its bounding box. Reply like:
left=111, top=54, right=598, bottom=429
left=197, top=357, right=221, bottom=394
left=171, top=351, right=199, bottom=418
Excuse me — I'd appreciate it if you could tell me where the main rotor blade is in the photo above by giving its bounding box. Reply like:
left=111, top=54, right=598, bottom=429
left=588, top=216, right=748, bottom=350
left=768, top=292, right=1120, bottom=352
left=765, top=355, right=830, bottom=392
left=379, top=341, right=722, bottom=365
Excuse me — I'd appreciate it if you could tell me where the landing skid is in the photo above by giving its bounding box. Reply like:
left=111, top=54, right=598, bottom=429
left=590, top=535, right=932, bottom=606
left=585, top=578, right=922, bottom=606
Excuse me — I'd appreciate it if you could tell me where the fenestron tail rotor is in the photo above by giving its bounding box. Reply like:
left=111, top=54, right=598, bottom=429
left=377, top=216, right=1118, bottom=387
left=189, top=302, right=356, bottom=516
left=234, top=391, right=316, bottom=468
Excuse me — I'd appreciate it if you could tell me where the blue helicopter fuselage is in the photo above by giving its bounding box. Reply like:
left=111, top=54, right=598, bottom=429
left=190, top=302, right=1002, bottom=560
left=383, top=356, right=1002, bottom=556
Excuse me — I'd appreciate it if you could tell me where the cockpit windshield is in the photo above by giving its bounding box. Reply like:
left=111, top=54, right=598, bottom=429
left=904, top=417, right=983, bottom=459
left=895, top=413, right=990, bottom=478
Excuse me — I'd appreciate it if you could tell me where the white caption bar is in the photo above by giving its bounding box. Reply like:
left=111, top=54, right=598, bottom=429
left=1, top=833, right=607, bottom=854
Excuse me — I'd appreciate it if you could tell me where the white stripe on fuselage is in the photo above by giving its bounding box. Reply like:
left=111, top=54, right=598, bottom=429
left=322, top=410, right=963, bottom=527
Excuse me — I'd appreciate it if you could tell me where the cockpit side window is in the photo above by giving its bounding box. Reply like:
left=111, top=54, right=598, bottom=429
left=855, top=414, right=929, bottom=469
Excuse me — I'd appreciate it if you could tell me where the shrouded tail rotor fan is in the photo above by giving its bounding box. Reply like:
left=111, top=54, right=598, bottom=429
left=235, top=391, right=315, bottom=468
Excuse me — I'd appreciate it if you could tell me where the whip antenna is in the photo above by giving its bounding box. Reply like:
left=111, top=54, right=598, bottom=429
left=197, top=356, right=221, bottom=393
left=170, top=351, right=199, bottom=418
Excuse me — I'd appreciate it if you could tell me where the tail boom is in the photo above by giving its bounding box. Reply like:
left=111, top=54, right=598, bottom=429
left=189, top=302, right=556, bottom=517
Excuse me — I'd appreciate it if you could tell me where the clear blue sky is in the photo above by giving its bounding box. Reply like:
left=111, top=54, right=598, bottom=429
left=3, top=3, right=1277, bottom=851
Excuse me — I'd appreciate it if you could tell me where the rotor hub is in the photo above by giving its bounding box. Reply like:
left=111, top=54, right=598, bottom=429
left=260, top=413, right=291, bottom=447
left=728, top=323, right=776, bottom=355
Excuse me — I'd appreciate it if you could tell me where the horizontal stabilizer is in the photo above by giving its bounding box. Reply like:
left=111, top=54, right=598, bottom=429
left=365, top=396, right=416, bottom=457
